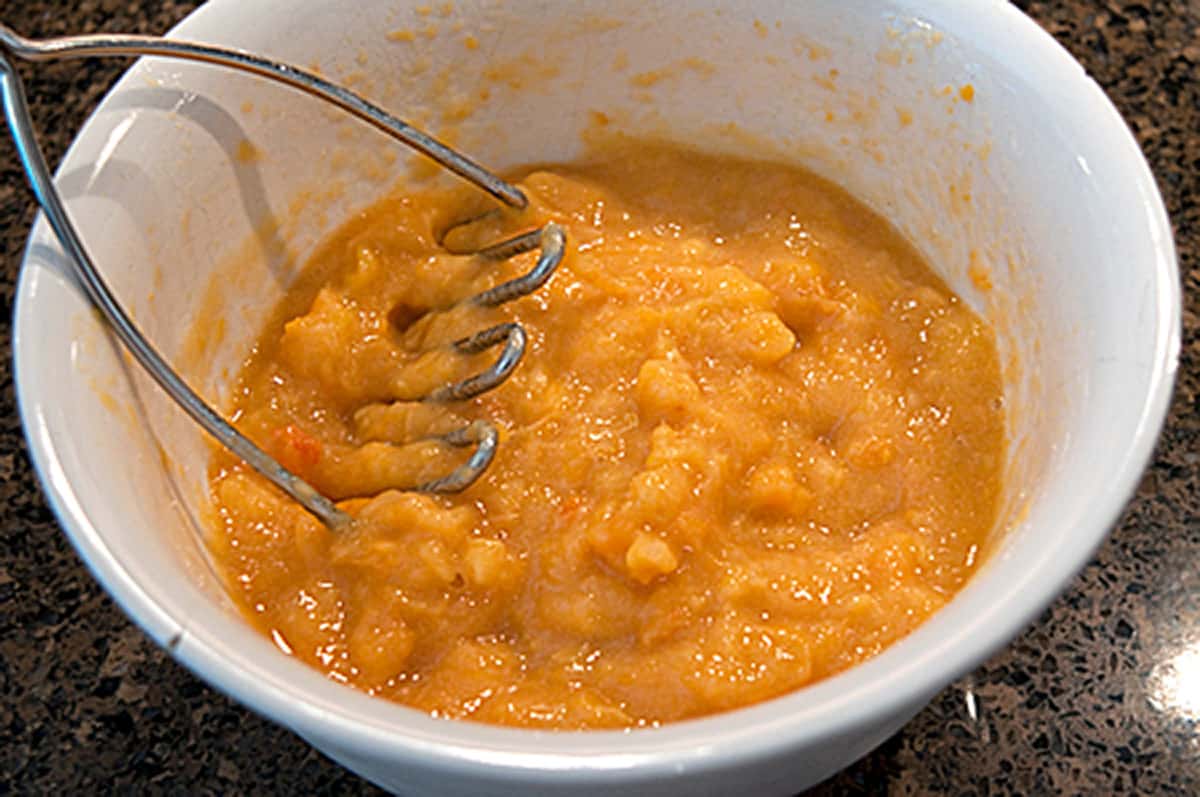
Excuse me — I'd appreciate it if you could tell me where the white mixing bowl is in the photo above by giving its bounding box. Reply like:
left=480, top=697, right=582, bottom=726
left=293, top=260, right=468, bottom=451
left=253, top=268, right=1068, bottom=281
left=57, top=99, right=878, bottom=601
left=13, top=0, right=1179, bottom=794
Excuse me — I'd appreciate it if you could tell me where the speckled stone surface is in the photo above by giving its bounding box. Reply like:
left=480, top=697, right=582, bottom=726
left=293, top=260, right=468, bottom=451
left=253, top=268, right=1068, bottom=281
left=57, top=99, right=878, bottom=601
left=0, top=1, right=1196, bottom=794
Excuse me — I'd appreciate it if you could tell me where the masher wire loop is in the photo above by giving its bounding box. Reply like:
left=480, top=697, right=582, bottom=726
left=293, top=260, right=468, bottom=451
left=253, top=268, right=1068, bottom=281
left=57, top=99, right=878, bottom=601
left=0, top=25, right=566, bottom=528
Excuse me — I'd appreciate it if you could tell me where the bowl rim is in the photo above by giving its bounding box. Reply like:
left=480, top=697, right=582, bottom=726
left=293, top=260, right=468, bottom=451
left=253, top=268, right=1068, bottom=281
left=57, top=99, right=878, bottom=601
left=13, top=0, right=1181, bottom=784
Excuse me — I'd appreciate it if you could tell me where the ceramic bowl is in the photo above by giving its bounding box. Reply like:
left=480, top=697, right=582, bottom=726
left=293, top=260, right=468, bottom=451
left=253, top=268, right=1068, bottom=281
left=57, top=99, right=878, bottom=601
left=14, top=0, right=1179, bottom=794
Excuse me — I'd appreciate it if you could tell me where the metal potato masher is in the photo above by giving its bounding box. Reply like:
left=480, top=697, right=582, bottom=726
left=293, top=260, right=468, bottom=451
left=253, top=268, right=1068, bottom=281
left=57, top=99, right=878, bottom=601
left=0, top=24, right=565, bottom=529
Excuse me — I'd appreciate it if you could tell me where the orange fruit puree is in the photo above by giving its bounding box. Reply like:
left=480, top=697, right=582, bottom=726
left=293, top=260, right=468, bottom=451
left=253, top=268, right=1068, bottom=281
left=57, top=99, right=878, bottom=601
left=209, top=140, right=1004, bottom=728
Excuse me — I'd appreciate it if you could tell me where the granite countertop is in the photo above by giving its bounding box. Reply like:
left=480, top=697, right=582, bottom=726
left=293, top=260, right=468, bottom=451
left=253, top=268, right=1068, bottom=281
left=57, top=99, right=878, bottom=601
left=1, top=1, right=1196, bottom=793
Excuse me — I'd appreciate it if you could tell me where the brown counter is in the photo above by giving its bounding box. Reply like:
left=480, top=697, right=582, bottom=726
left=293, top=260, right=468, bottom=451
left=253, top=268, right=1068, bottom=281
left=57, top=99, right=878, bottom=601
left=0, top=1, right=1196, bottom=793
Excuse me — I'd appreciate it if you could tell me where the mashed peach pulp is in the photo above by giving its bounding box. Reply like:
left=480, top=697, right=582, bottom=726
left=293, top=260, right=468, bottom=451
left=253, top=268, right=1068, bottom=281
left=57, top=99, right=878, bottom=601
left=209, top=141, right=1004, bottom=729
